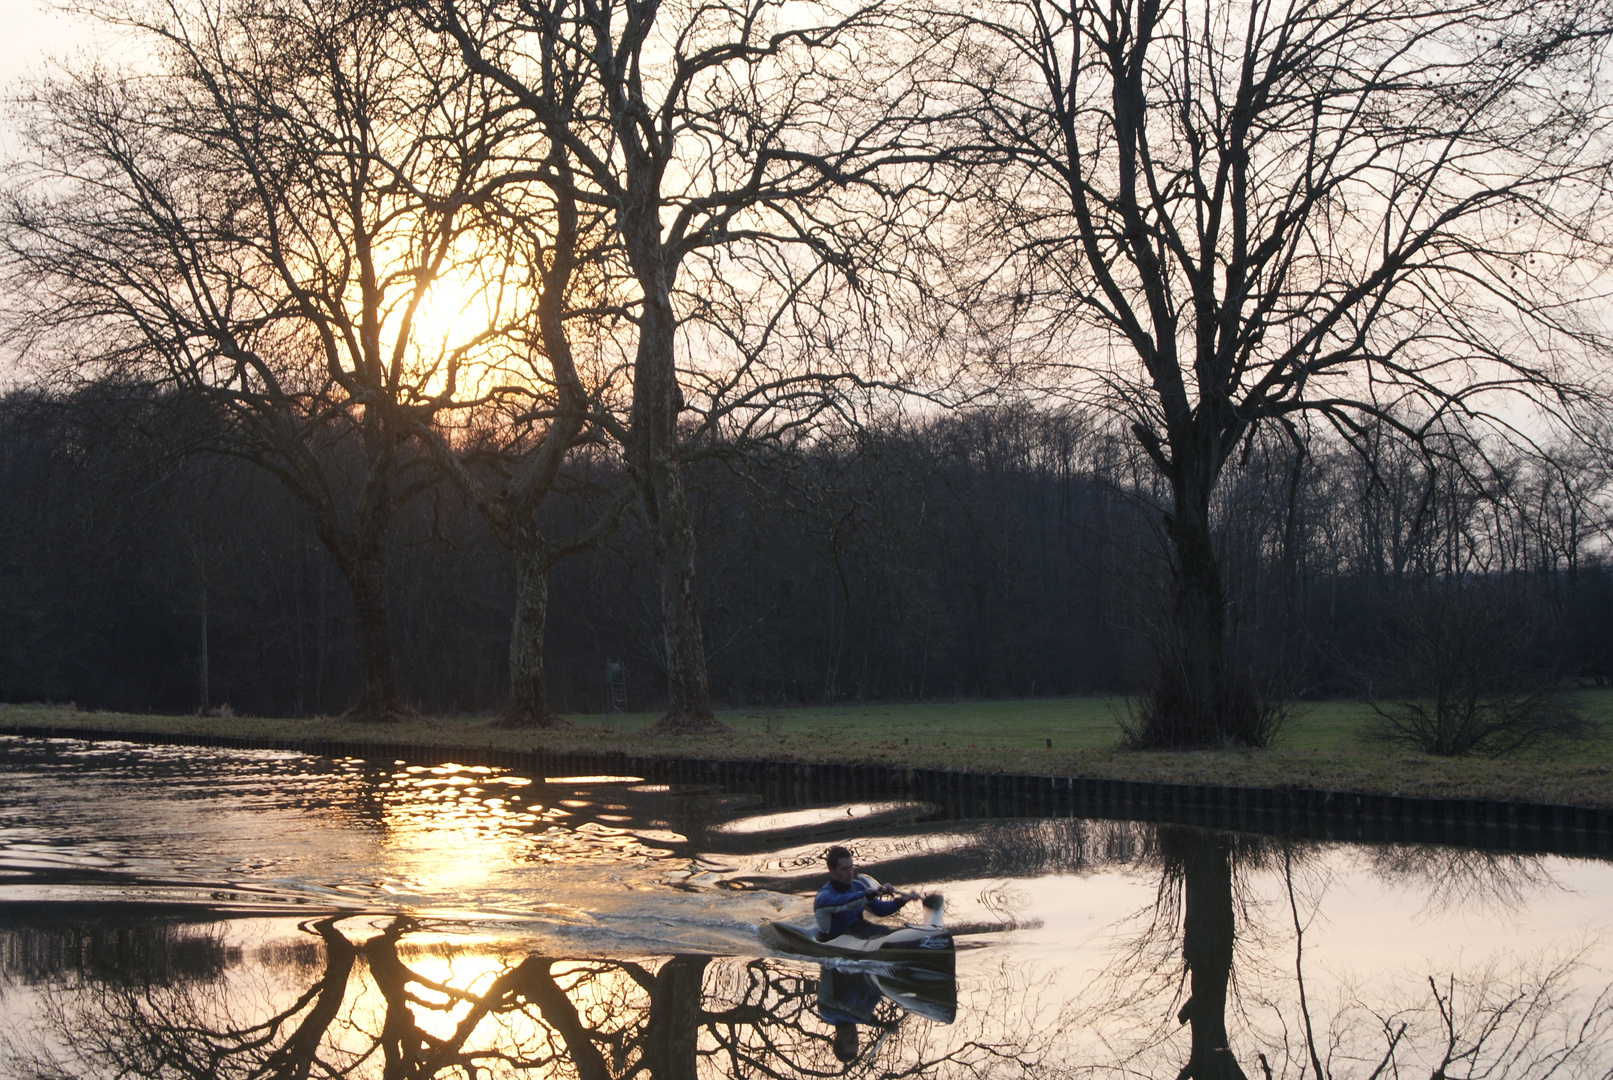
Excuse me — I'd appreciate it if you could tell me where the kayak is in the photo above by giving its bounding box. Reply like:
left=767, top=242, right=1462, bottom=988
left=762, top=918, right=955, bottom=966
left=761, top=881, right=954, bottom=969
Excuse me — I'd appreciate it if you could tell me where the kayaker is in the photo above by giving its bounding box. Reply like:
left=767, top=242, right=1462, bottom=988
left=814, top=845, right=921, bottom=941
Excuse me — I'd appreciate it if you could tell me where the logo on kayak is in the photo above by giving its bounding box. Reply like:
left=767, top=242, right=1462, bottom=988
left=920, top=935, right=949, bottom=948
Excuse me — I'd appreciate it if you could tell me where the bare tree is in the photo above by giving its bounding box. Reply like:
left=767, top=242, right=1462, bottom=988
left=937, top=0, right=1613, bottom=745
left=422, top=0, right=936, bottom=731
left=410, top=136, right=633, bottom=728
left=2, top=0, right=530, bottom=721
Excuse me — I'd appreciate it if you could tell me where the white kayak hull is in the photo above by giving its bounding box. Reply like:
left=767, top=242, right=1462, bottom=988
left=761, top=919, right=956, bottom=968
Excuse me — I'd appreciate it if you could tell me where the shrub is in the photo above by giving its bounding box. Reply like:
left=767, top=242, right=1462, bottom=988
left=1363, top=585, right=1596, bottom=757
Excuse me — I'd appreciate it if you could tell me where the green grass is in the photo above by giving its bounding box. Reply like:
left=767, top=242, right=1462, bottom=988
left=563, top=696, right=1134, bottom=752
left=1277, top=691, right=1613, bottom=761
left=561, top=690, right=1613, bottom=760
left=5, top=688, right=1613, bottom=806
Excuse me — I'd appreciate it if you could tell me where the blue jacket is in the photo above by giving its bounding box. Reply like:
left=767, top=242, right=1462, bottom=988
left=816, top=968, right=882, bottom=1023
left=814, top=878, right=902, bottom=938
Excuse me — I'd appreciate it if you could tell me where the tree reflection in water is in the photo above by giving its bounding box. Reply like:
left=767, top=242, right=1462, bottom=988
left=1170, top=830, right=1247, bottom=1080
left=4, top=826, right=1613, bottom=1080
left=0, top=915, right=1046, bottom=1079
left=1081, top=825, right=1613, bottom=1080
left=1361, top=844, right=1559, bottom=918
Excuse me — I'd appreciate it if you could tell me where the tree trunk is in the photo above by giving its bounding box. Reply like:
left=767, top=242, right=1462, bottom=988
left=290, top=417, right=411, bottom=724
left=652, top=475, right=715, bottom=727
left=643, top=955, right=710, bottom=1080
left=1136, top=463, right=1273, bottom=748
left=495, top=541, right=569, bottom=729
left=316, top=429, right=414, bottom=726
left=1174, top=831, right=1248, bottom=1080
left=629, top=281, right=726, bottom=735
left=198, top=583, right=209, bottom=715
left=1168, top=474, right=1228, bottom=743
left=345, top=549, right=412, bottom=723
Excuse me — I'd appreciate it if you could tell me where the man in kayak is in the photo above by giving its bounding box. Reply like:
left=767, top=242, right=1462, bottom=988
left=815, top=845, right=921, bottom=941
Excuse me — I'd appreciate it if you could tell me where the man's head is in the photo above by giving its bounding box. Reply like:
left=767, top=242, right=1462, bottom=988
left=832, top=1022, right=859, bottom=1062
left=825, top=845, right=854, bottom=885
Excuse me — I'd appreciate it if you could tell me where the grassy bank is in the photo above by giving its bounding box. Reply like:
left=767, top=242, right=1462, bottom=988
left=4, top=691, right=1613, bottom=807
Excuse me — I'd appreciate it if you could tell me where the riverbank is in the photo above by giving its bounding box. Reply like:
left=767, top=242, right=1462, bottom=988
left=4, top=693, right=1612, bottom=807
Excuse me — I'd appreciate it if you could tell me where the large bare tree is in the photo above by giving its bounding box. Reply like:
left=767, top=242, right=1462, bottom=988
left=422, top=0, right=935, bottom=732
left=2, top=0, right=532, bottom=720
left=410, top=137, right=634, bottom=728
left=939, top=0, right=1613, bottom=745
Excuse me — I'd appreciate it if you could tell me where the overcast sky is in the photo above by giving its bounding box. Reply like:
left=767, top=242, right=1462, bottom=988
left=4, top=0, right=102, bottom=76
left=1, top=0, right=112, bottom=146
left=0, top=0, right=103, bottom=379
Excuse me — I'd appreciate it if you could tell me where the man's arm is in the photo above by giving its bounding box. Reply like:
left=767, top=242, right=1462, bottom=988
left=865, top=888, right=920, bottom=917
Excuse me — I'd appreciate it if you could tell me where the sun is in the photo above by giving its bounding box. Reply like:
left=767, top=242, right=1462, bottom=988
left=395, top=252, right=540, bottom=402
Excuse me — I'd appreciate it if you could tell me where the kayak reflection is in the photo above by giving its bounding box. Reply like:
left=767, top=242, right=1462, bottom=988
left=817, top=960, right=958, bottom=1063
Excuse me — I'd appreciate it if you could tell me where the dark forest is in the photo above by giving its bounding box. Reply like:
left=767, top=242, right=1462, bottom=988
left=3, top=389, right=1606, bottom=718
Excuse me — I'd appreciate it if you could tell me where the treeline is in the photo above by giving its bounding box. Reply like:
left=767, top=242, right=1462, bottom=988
left=3, top=389, right=1606, bottom=718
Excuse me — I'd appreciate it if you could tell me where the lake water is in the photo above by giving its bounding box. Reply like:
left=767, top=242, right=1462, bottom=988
left=2, top=735, right=1610, bottom=1079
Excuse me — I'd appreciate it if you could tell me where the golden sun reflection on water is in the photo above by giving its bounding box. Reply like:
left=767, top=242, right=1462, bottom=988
left=377, top=767, right=551, bottom=898
left=360, top=762, right=681, bottom=909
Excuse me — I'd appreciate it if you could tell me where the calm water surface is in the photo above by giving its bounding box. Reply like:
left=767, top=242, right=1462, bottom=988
left=1, top=735, right=1610, bottom=1078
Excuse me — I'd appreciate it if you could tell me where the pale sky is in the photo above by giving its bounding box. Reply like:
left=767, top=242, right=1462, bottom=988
left=0, top=0, right=106, bottom=380
left=2, top=0, right=104, bottom=80
left=1, top=0, right=111, bottom=145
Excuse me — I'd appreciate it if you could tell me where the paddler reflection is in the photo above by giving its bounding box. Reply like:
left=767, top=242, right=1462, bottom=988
left=815, top=959, right=958, bottom=1063
left=817, top=963, right=883, bottom=1062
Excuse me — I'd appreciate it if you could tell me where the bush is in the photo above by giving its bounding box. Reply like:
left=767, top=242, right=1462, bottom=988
left=1124, top=623, right=1291, bottom=749
left=1363, top=585, right=1596, bottom=757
